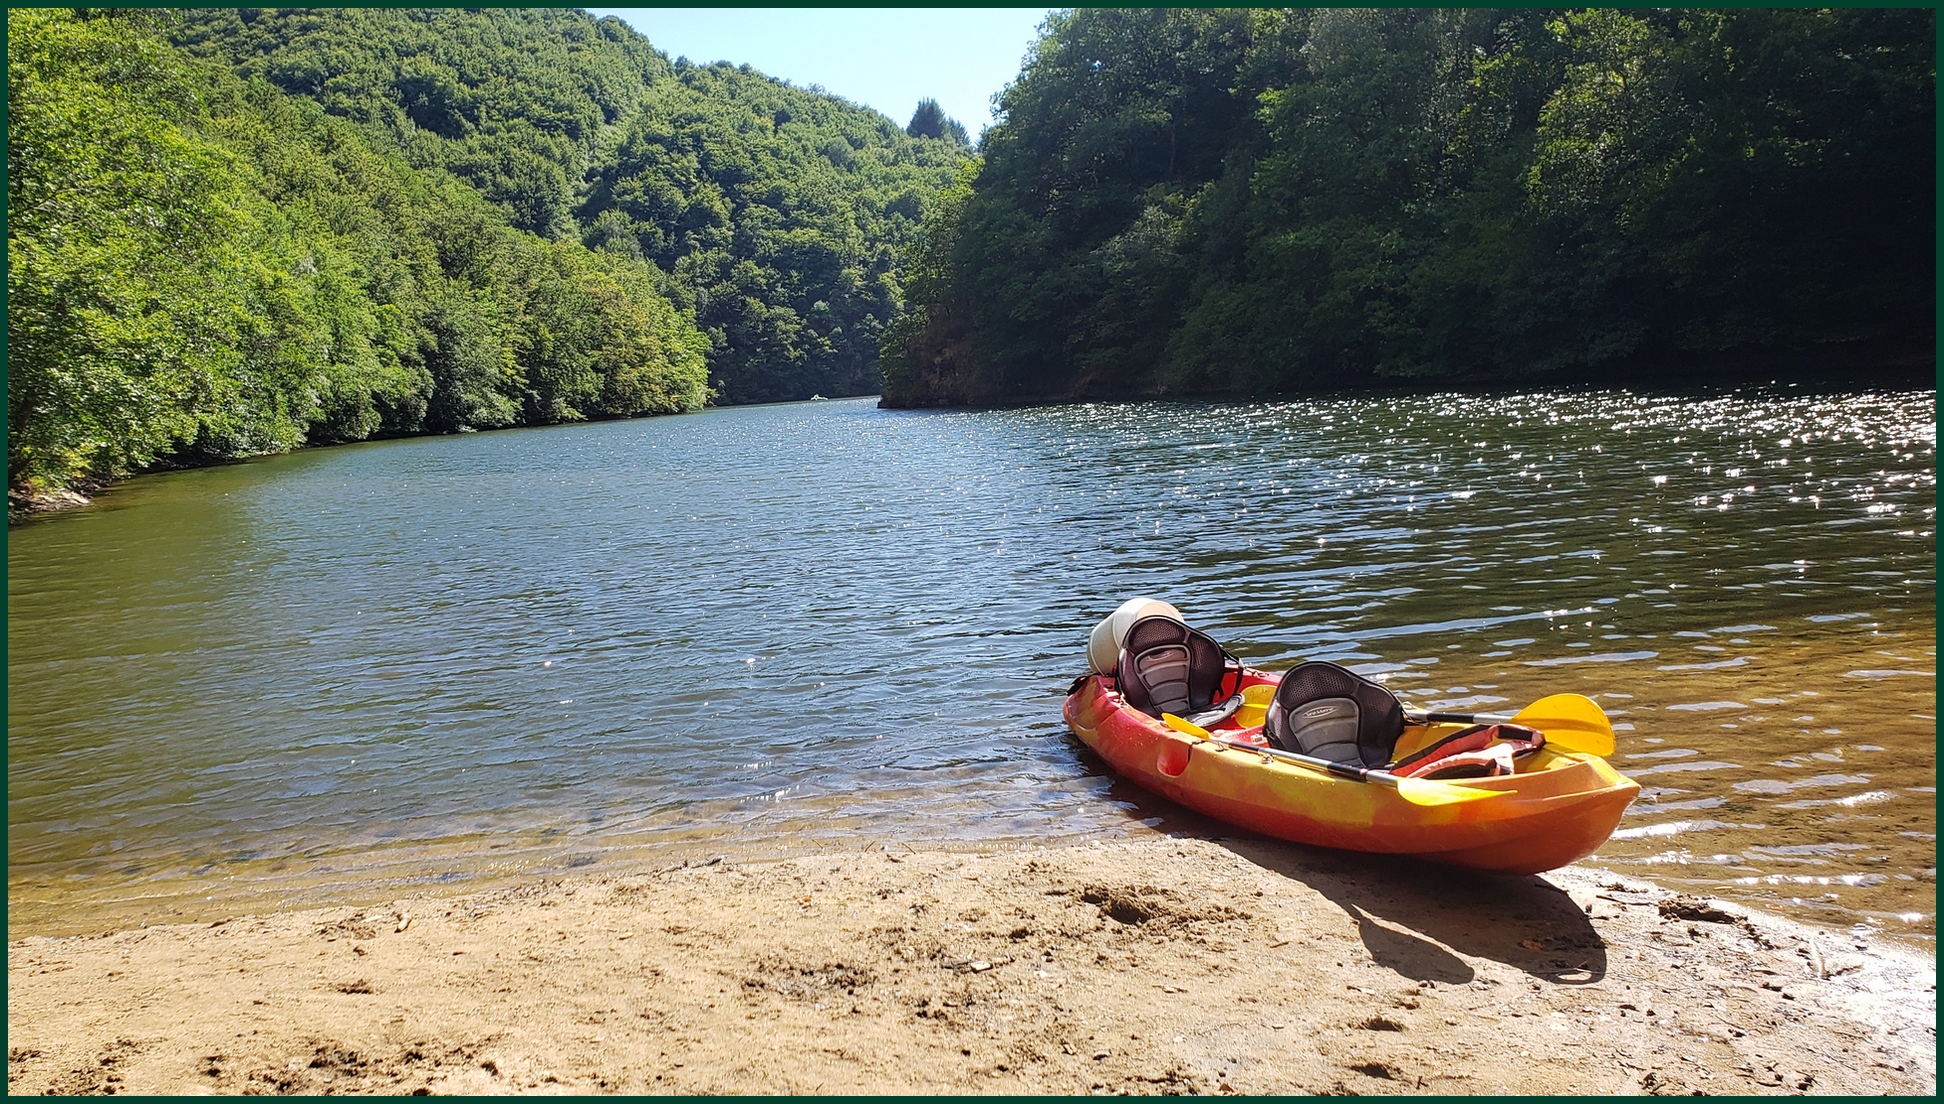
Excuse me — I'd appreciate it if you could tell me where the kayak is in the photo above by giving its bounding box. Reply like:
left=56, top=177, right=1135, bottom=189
left=1063, top=667, right=1640, bottom=875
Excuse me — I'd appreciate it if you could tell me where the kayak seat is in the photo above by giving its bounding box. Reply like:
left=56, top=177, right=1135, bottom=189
left=1262, top=661, right=1405, bottom=768
left=1116, top=616, right=1244, bottom=727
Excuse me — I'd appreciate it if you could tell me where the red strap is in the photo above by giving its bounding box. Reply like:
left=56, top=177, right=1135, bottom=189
left=1390, top=723, right=1546, bottom=777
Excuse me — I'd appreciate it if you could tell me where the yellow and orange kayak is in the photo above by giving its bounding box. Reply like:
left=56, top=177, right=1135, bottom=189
left=1064, top=669, right=1639, bottom=875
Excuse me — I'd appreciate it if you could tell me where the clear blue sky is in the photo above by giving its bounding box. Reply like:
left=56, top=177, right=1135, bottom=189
left=587, top=8, right=1053, bottom=138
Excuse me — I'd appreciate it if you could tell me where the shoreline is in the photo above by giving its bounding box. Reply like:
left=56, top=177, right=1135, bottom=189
left=16, top=376, right=1933, bottom=522
left=3, top=397, right=884, bottom=525
left=9, top=836, right=1933, bottom=1095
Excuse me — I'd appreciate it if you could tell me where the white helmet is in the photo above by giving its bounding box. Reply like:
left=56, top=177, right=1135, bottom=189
left=1086, top=597, right=1185, bottom=675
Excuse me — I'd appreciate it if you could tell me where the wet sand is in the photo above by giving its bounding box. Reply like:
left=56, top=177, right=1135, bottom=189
left=7, top=837, right=1934, bottom=1096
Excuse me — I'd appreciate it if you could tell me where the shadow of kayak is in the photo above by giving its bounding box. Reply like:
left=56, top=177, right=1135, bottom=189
left=1218, top=837, right=1608, bottom=987
left=1064, top=727, right=1608, bottom=987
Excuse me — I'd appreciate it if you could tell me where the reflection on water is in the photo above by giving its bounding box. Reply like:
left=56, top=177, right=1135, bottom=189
left=8, top=389, right=1935, bottom=942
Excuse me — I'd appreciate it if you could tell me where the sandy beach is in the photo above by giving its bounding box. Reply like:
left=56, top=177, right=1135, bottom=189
left=7, top=835, right=1934, bottom=1096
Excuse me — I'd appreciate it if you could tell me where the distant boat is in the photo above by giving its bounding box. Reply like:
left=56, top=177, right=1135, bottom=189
left=809, top=394, right=828, bottom=401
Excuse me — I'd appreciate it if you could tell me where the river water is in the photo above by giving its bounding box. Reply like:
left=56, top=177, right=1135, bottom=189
left=8, top=390, right=1935, bottom=943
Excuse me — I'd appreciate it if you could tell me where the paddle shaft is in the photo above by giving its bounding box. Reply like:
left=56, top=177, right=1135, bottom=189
left=1160, top=712, right=1501, bottom=805
left=1407, top=709, right=1519, bottom=726
left=1210, top=737, right=1417, bottom=790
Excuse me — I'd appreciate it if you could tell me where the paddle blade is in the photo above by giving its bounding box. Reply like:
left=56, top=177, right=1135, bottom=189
left=1511, top=694, right=1616, bottom=757
left=1389, top=774, right=1506, bottom=806
left=1161, top=713, right=1211, bottom=738
left=1235, top=683, right=1276, bottom=728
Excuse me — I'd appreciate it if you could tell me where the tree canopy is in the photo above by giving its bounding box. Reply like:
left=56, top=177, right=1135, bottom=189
left=10, top=7, right=971, bottom=497
left=881, top=8, right=1935, bottom=406
left=175, top=7, right=973, bottom=404
left=9, top=7, right=706, bottom=494
left=577, top=60, right=968, bottom=402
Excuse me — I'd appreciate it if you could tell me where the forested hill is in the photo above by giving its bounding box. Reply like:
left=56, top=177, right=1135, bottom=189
left=174, top=8, right=973, bottom=405
left=10, top=8, right=970, bottom=501
left=881, top=8, right=1935, bottom=407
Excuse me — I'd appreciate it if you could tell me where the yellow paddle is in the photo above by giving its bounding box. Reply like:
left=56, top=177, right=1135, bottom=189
left=1161, top=714, right=1503, bottom=807
left=1406, top=693, right=1617, bottom=757
left=1511, top=694, right=1617, bottom=756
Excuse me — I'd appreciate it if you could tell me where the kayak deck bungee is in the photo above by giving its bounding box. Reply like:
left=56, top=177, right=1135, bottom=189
left=1064, top=668, right=1639, bottom=875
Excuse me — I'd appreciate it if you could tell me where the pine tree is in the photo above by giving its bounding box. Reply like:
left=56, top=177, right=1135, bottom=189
left=906, top=98, right=947, bottom=139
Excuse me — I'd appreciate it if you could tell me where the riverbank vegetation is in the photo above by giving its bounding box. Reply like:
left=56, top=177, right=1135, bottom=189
left=174, top=8, right=971, bottom=406
left=8, top=7, right=970, bottom=499
left=881, top=8, right=1935, bottom=406
left=17, top=7, right=1927, bottom=498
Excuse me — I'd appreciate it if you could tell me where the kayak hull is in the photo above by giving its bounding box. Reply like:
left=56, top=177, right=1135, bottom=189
left=1064, top=672, right=1639, bottom=875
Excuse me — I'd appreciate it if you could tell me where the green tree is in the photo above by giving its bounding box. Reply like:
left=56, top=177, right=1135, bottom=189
left=885, top=7, right=1934, bottom=406
left=8, top=8, right=254, bottom=489
left=906, top=98, right=969, bottom=145
left=175, top=7, right=974, bottom=404
left=9, top=8, right=714, bottom=498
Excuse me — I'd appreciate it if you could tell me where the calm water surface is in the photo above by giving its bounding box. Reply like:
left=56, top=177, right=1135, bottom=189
left=9, top=390, right=1935, bottom=941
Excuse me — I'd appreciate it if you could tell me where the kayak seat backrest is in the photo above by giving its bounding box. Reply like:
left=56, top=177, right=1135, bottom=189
left=1263, top=661, right=1405, bottom=769
left=1116, top=616, right=1231, bottom=721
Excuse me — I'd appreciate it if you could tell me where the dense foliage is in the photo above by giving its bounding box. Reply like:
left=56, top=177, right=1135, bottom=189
left=881, top=8, right=1935, bottom=406
left=10, top=7, right=971, bottom=496
left=175, top=7, right=971, bottom=404
left=8, top=8, right=711, bottom=494
left=175, top=7, right=672, bottom=239
left=578, top=61, right=969, bottom=402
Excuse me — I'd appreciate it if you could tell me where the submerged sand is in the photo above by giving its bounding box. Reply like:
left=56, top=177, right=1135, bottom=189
left=7, top=836, right=1934, bottom=1095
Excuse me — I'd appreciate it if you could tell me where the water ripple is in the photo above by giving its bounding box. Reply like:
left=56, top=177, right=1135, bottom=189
left=7, top=388, right=1936, bottom=939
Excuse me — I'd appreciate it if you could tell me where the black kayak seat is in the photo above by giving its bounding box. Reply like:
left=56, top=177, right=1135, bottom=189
left=1116, top=615, right=1244, bottom=727
left=1262, top=661, right=1405, bottom=769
